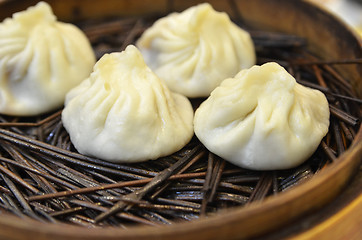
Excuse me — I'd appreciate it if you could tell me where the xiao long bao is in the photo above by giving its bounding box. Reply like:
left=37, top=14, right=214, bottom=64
left=0, top=2, right=95, bottom=116
left=137, top=3, right=256, bottom=98
left=62, top=45, right=194, bottom=163
left=194, top=62, right=330, bottom=170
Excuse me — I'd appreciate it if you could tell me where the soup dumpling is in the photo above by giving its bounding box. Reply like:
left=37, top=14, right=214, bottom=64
left=194, top=62, right=330, bottom=170
left=137, top=3, right=256, bottom=98
left=0, top=2, right=95, bottom=116
left=62, top=45, right=194, bottom=163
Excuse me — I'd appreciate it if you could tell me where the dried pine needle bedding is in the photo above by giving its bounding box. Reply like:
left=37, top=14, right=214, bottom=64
left=0, top=14, right=361, bottom=228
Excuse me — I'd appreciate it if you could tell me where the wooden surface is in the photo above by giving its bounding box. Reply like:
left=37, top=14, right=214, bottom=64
left=255, top=164, right=362, bottom=240
left=295, top=195, right=362, bottom=239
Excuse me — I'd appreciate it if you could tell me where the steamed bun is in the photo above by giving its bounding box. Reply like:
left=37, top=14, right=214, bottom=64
left=194, top=62, right=330, bottom=170
left=137, top=3, right=256, bottom=98
left=62, top=45, right=194, bottom=163
left=0, top=2, right=95, bottom=116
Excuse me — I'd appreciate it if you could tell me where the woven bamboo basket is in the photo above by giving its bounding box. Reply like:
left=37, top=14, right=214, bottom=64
left=0, top=0, right=361, bottom=239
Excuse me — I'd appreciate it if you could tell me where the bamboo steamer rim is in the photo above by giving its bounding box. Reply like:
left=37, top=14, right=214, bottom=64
left=0, top=0, right=361, bottom=239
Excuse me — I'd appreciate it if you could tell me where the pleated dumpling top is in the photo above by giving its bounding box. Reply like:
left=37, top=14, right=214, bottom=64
left=137, top=3, right=256, bottom=98
left=194, top=62, right=330, bottom=170
left=0, top=2, right=95, bottom=115
left=62, top=45, right=194, bottom=163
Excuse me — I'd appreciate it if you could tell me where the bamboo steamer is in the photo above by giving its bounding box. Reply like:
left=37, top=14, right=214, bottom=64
left=0, top=0, right=361, bottom=239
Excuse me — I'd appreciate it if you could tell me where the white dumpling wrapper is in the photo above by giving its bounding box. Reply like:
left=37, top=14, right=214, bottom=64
left=194, top=62, right=330, bottom=170
left=0, top=2, right=95, bottom=116
left=136, top=3, right=256, bottom=98
left=62, top=45, right=194, bottom=163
